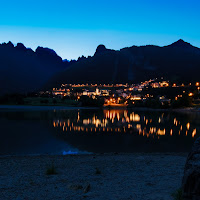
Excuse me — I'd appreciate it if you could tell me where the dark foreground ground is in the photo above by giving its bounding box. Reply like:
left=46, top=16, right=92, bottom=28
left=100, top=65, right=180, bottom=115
left=0, top=153, right=187, bottom=200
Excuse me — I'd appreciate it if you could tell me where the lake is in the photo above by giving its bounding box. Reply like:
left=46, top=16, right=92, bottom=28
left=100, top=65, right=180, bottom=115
left=0, top=107, right=199, bottom=155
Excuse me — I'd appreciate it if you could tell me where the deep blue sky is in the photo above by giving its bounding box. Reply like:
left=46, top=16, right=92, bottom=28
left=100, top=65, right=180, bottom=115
left=0, top=0, right=199, bottom=60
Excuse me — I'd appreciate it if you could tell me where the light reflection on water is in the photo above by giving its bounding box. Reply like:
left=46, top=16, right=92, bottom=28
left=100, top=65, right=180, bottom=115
left=53, top=109, right=198, bottom=139
left=0, top=108, right=198, bottom=154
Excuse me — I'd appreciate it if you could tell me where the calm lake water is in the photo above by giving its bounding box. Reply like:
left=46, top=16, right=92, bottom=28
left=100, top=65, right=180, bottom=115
left=0, top=107, right=199, bottom=155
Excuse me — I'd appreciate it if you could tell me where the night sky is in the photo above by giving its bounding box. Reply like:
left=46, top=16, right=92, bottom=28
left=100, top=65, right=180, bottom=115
left=0, top=0, right=199, bottom=59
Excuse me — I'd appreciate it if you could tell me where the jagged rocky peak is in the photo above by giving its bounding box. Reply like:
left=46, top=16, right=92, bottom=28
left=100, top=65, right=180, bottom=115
left=1, top=41, right=14, bottom=48
left=169, top=39, right=193, bottom=48
left=35, top=46, right=63, bottom=64
left=95, top=44, right=108, bottom=55
left=7, top=41, right=14, bottom=48
left=36, top=46, right=58, bottom=56
left=16, top=43, right=27, bottom=51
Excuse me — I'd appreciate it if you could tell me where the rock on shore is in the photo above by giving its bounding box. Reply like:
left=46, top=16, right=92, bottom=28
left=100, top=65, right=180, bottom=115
left=182, top=137, right=200, bottom=200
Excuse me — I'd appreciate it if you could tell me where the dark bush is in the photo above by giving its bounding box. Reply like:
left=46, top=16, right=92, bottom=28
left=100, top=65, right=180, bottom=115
left=79, top=96, right=104, bottom=107
left=171, top=94, right=192, bottom=108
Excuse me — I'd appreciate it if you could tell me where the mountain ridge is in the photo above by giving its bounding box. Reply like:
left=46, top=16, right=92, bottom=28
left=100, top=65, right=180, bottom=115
left=46, top=39, right=200, bottom=89
left=0, top=39, right=200, bottom=94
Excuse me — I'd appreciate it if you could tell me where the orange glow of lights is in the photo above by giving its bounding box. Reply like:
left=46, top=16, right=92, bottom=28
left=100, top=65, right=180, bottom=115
left=157, top=129, right=165, bottom=136
left=188, top=93, right=193, bottom=97
left=192, top=129, right=196, bottom=138
left=117, top=113, right=120, bottom=121
left=186, top=123, right=190, bottom=130
left=124, top=111, right=128, bottom=118
left=134, top=114, right=140, bottom=122
left=174, top=118, right=176, bottom=125
left=130, top=114, right=133, bottom=121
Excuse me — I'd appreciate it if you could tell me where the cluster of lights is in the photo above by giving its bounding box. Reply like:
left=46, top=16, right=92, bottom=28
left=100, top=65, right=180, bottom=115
left=53, top=110, right=197, bottom=138
left=46, top=80, right=200, bottom=108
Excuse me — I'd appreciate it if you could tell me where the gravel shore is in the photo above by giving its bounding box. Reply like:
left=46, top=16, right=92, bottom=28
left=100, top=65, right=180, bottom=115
left=0, top=153, right=187, bottom=200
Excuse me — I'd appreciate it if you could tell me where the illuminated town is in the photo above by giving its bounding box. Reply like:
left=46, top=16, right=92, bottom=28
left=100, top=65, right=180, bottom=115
left=39, top=78, right=200, bottom=108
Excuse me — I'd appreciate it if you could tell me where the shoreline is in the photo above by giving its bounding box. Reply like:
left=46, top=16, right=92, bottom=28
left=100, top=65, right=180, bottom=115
left=0, top=153, right=187, bottom=200
left=127, top=106, right=200, bottom=113
left=0, top=105, right=100, bottom=111
left=0, top=104, right=200, bottom=113
left=0, top=151, right=188, bottom=158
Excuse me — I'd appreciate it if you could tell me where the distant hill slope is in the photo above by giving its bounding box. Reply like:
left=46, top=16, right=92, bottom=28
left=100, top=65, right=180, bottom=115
left=0, top=42, right=73, bottom=95
left=46, top=39, right=200, bottom=88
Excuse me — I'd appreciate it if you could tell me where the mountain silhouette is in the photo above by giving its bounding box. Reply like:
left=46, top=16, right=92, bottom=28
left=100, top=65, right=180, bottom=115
left=167, top=39, right=195, bottom=48
left=46, top=39, right=200, bottom=88
left=0, top=42, right=73, bottom=95
left=0, top=39, right=200, bottom=95
left=94, top=44, right=114, bottom=55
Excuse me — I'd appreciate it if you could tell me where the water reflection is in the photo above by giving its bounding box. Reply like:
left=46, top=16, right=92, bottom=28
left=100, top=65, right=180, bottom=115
left=0, top=108, right=197, bottom=154
left=52, top=109, right=198, bottom=139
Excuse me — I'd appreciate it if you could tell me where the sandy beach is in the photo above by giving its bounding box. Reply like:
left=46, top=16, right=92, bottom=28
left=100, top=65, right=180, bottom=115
left=0, top=153, right=187, bottom=200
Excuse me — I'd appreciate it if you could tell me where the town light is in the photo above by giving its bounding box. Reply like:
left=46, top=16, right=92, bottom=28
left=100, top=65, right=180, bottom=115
left=188, top=93, right=193, bottom=97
